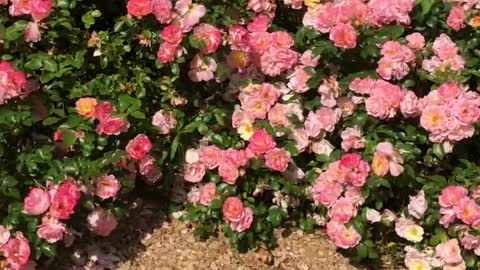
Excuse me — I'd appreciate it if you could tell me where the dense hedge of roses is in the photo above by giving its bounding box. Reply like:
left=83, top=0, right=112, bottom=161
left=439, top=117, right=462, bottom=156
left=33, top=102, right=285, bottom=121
left=2, top=0, right=480, bottom=269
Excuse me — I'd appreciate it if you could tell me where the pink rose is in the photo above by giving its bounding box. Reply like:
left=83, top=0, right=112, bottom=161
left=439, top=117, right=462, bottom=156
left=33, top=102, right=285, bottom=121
left=188, top=54, right=217, bottom=82
left=193, top=23, right=222, bottom=54
left=184, top=162, right=206, bottom=183
left=24, top=22, right=41, bottom=43
left=49, top=180, right=80, bottom=220
left=349, top=77, right=376, bottom=95
left=327, top=221, right=361, bottom=249
left=408, top=190, right=428, bottom=219
left=309, top=179, right=343, bottom=207
left=175, top=0, right=206, bottom=32
left=400, top=90, right=420, bottom=118
left=439, top=186, right=468, bottom=208
left=126, top=134, right=152, bottom=161
left=95, top=175, right=121, bottom=200
left=259, top=48, right=298, bottom=77
left=329, top=197, right=357, bottom=224
left=365, top=95, right=390, bottom=119
left=366, top=208, right=381, bottom=223
left=157, top=42, right=178, bottom=64
left=248, top=32, right=272, bottom=54
left=37, top=217, right=66, bottom=243
left=435, top=239, right=463, bottom=264
left=23, top=188, right=50, bottom=215
left=87, top=208, right=118, bottom=237
left=229, top=207, right=253, bottom=232
left=9, top=0, right=30, bottom=16
left=287, top=65, right=311, bottom=93
left=329, top=23, right=357, bottom=49
left=199, top=145, right=222, bottom=169
left=247, top=129, right=276, bottom=156
left=300, top=50, right=320, bottom=67
left=199, top=183, right=216, bottom=206
left=271, top=32, right=295, bottom=50
left=222, top=149, right=250, bottom=167
left=127, top=0, right=153, bottom=19
left=94, top=102, right=115, bottom=122
left=405, top=32, right=425, bottom=50
left=152, top=0, right=172, bottom=24
left=264, top=148, right=291, bottom=172
left=2, top=232, right=30, bottom=270
left=139, top=155, right=155, bottom=176
left=247, top=15, right=270, bottom=32
left=187, top=187, right=200, bottom=204
left=454, top=198, right=480, bottom=225
left=338, top=153, right=370, bottom=187
left=152, top=110, right=177, bottom=134
left=223, top=197, right=245, bottom=223
left=311, top=139, right=335, bottom=156
left=291, top=129, right=309, bottom=153
left=218, top=158, right=240, bottom=185
left=316, top=107, right=340, bottom=132
left=96, top=117, right=130, bottom=136
left=447, top=6, right=465, bottom=31
left=340, top=126, right=365, bottom=152
left=160, top=24, right=183, bottom=45
left=30, top=0, right=52, bottom=22
left=0, top=226, right=10, bottom=247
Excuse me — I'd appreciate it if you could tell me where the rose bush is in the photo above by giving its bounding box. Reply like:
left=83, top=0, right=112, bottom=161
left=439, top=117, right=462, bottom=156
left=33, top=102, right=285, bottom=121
left=2, top=0, right=480, bottom=269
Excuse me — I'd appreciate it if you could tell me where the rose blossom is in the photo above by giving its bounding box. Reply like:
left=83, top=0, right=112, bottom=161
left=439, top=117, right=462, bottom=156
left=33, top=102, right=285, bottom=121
left=223, top=197, right=245, bottom=223
left=366, top=208, right=382, bottom=223
left=439, top=186, right=468, bottom=208
left=49, top=180, right=80, bottom=220
left=95, top=175, right=121, bottom=200
left=447, top=6, right=465, bottom=31
left=199, top=183, right=216, bottom=206
left=193, top=23, right=222, bottom=54
left=184, top=162, right=206, bottom=183
left=0, top=226, right=10, bottom=247
left=24, top=22, right=41, bottom=43
left=300, top=49, right=320, bottom=67
left=408, top=190, right=428, bottom=219
left=127, top=0, right=153, bottom=19
left=37, top=217, right=66, bottom=243
left=75, top=97, right=97, bottom=119
left=405, top=32, right=425, bottom=50
left=152, top=0, right=172, bottom=24
left=94, top=102, right=114, bottom=122
left=160, top=24, right=183, bottom=45
left=2, top=232, right=30, bottom=270
left=329, top=23, right=357, bottom=49
left=199, top=145, right=222, bottom=169
left=218, top=158, right=240, bottom=184
left=247, top=129, right=276, bottom=156
left=126, top=134, right=152, bottom=161
left=259, top=48, right=298, bottom=77
left=87, top=208, right=118, bottom=237
left=152, top=110, right=177, bottom=135
left=175, top=0, right=206, bottom=32
left=435, top=239, right=463, bottom=265
left=23, top=188, right=50, bottom=215
left=309, top=178, right=343, bottom=207
left=340, top=126, right=365, bottom=151
left=264, top=148, right=291, bottom=172
left=185, top=148, right=200, bottom=164
left=247, top=15, right=270, bottom=32
left=30, top=0, right=52, bottom=22
left=188, top=54, right=217, bottom=82
left=157, top=42, right=178, bottom=64
left=329, top=197, right=357, bottom=224
left=311, top=139, right=335, bottom=156
left=96, top=117, right=130, bottom=136
left=229, top=207, right=253, bottom=232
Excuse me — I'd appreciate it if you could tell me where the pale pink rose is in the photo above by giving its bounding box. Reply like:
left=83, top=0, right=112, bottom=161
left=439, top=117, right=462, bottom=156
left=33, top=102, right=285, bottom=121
left=329, top=23, right=357, bottom=49
left=315, top=107, right=340, bottom=133
left=138, top=155, right=156, bottom=175
left=405, top=32, right=425, bottom=50
left=95, top=175, right=121, bottom=200
left=329, top=197, right=357, bottom=224
left=400, top=90, right=420, bottom=118
left=349, top=77, right=376, bottom=95
left=199, top=145, right=222, bottom=170
left=126, top=134, right=152, bottom=161
left=152, top=110, right=177, bottom=134
left=243, top=98, right=269, bottom=119
left=291, top=129, right=309, bottom=153
left=160, top=24, right=183, bottom=45
left=187, top=187, right=200, bottom=204
left=188, top=54, right=217, bottom=82
left=264, top=148, right=291, bottom=172
left=193, top=23, right=222, bottom=54
left=127, top=0, right=153, bottom=19
left=376, top=57, right=411, bottom=81
left=436, top=239, right=463, bottom=264
left=24, top=22, right=41, bottom=43
left=157, top=42, right=178, bottom=64
left=439, top=186, right=468, bottom=208
left=433, top=34, right=459, bottom=61
left=152, top=0, right=173, bottom=24
left=374, top=142, right=404, bottom=176
left=366, top=208, right=381, bottom=223
left=199, top=183, right=216, bottom=206
left=268, top=104, right=289, bottom=127
left=2, top=232, right=30, bottom=270
left=318, top=76, right=340, bottom=108
left=23, top=188, right=50, bottom=215
left=223, top=197, right=245, bottom=223
left=453, top=100, right=480, bottom=125
left=0, top=226, right=10, bottom=247
left=344, top=186, right=365, bottom=206
left=247, top=0, right=275, bottom=13
left=96, top=117, right=130, bottom=136
left=247, top=129, right=276, bottom=156
left=311, top=139, right=335, bottom=156
left=365, top=95, right=390, bottom=119
left=309, top=179, right=343, bottom=207
left=300, top=50, right=320, bottom=67
left=384, top=209, right=397, bottom=222
left=229, top=207, right=253, bottom=232
left=222, top=149, right=250, bottom=167
left=332, top=223, right=362, bottom=249
left=248, top=32, right=272, bottom=54
left=454, top=198, right=480, bottom=225
left=447, top=6, right=465, bottom=31
left=185, top=149, right=200, bottom=164
left=175, top=0, right=206, bottom=32
left=184, top=162, right=206, bottom=183
left=287, top=66, right=311, bottom=93
left=87, top=208, right=118, bottom=237
left=367, top=0, right=414, bottom=27
left=30, top=0, right=52, bottom=22
left=340, top=126, right=365, bottom=151
left=218, top=158, right=240, bottom=185
left=440, top=207, right=457, bottom=228
left=232, top=109, right=254, bottom=129
left=395, top=217, right=424, bottom=243
left=408, top=190, right=428, bottom=219
left=247, top=15, right=270, bottom=32
left=260, top=48, right=298, bottom=77
left=461, top=234, right=480, bottom=251
left=37, top=217, right=65, bottom=243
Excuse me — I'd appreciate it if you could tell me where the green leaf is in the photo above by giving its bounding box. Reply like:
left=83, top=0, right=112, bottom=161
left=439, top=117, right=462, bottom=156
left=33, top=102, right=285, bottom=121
left=417, top=0, right=435, bottom=15
left=42, top=117, right=60, bottom=126
left=170, top=135, right=180, bottom=160
left=4, top=21, right=28, bottom=41
left=188, top=34, right=206, bottom=49
left=43, top=58, right=58, bottom=72
left=267, top=207, right=284, bottom=227
left=356, top=243, right=368, bottom=259
left=130, top=111, right=146, bottom=119
left=62, top=130, right=77, bottom=147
